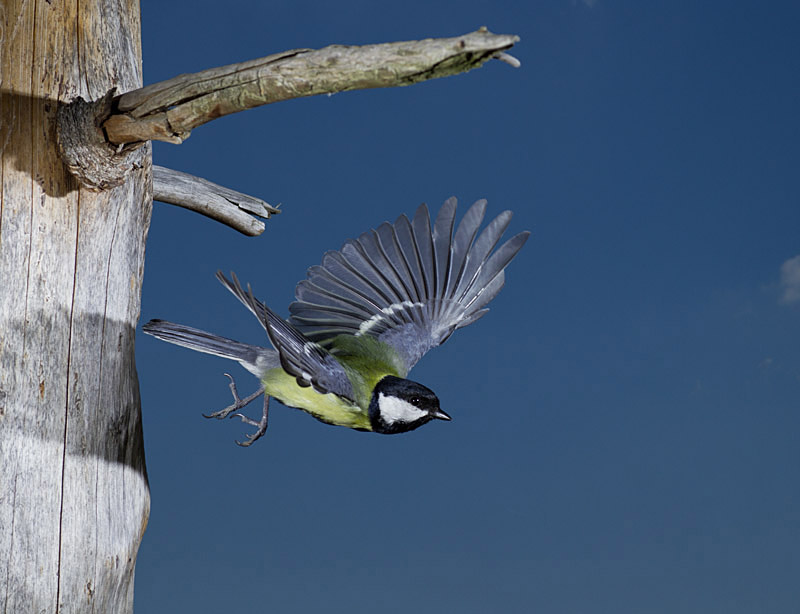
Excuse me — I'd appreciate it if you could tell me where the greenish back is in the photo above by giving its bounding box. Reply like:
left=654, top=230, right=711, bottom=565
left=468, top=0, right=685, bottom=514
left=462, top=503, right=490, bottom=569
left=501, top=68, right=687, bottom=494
left=261, top=334, right=405, bottom=431
left=329, top=334, right=406, bottom=405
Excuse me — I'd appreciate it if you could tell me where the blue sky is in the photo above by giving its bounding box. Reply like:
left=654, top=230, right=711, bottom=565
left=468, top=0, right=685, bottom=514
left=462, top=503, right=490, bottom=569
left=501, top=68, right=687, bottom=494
left=135, top=2, right=800, bottom=613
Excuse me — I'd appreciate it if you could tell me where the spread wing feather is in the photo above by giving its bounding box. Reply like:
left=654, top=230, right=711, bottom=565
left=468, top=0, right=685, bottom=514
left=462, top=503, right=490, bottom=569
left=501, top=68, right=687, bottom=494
left=288, top=198, right=529, bottom=374
left=432, top=197, right=457, bottom=299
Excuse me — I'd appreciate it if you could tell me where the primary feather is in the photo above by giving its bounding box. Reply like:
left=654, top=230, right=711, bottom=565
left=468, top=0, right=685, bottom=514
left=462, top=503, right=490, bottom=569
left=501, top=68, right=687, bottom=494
left=289, top=198, right=530, bottom=373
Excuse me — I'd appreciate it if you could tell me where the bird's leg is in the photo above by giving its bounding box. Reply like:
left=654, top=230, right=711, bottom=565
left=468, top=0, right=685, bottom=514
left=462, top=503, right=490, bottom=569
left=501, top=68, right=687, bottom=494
left=232, top=394, right=270, bottom=447
left=203, top=373, right=264, bottom=420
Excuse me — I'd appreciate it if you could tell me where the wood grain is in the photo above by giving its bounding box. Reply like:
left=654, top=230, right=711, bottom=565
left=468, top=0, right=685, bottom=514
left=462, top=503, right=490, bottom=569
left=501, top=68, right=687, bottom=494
left=153, top=165, right=279, bottom=236
left=0, top=2, right=150, bottom=613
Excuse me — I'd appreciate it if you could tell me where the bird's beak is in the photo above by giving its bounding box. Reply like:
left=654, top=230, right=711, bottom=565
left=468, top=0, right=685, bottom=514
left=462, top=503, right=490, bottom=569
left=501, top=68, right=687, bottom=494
left=432, top=409, right=451, bottom=421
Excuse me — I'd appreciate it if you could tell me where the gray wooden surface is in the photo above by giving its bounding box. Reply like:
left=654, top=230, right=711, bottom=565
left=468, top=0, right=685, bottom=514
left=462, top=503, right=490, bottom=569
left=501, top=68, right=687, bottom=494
left=153, top=165, right=279, bottom=236
left=0, top=2, right=150, bottom=612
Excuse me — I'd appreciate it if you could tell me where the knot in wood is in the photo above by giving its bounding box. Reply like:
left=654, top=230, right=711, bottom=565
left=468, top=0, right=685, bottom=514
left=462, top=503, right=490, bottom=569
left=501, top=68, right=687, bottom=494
left=56, top=90, right=147, bottom=191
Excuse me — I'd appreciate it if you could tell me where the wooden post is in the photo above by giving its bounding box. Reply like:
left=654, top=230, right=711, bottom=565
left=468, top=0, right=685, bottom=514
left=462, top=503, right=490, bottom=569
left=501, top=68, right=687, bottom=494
left=0, top=2, right=150, bottom=613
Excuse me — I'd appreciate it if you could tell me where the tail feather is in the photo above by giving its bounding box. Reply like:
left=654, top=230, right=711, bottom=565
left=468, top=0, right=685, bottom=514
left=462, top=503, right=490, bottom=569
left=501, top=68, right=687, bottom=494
left=142, top=319, right=279, bottom=377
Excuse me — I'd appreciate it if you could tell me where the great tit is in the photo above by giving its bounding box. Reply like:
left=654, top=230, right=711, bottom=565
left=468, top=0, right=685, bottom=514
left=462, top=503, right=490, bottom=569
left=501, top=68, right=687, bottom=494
left=143, top=198, right=529, bottom=445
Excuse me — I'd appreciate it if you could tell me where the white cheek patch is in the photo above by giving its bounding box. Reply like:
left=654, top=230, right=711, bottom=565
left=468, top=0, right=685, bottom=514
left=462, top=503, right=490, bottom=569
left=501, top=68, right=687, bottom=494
left=378, top=392, right=427, bottom=424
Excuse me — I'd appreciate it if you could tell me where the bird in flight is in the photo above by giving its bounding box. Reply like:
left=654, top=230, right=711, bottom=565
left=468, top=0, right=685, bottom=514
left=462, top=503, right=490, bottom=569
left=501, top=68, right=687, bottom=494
left=143, top=197, right=529, bottom=446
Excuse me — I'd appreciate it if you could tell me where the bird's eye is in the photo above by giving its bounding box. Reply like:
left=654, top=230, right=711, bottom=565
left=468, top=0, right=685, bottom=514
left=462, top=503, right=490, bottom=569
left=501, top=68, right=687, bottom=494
left=410, top=396, right=421, bottom=406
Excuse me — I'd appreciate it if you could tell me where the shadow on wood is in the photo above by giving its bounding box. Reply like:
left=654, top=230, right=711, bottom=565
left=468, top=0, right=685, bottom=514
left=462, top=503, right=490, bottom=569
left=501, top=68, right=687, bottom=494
left=0, top=89, right=79, bottom=198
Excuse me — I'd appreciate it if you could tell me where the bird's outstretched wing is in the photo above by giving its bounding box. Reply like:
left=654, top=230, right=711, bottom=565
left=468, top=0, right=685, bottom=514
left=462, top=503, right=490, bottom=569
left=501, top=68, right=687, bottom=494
left=288, top=198, right=530, bottom=374
left=217, top=272, right=356, bottom=402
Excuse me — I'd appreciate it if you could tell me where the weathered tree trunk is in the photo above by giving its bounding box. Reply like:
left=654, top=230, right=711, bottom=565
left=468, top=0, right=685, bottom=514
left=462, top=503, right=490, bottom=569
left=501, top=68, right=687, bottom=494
left=0, top=2, right=150, bottom=613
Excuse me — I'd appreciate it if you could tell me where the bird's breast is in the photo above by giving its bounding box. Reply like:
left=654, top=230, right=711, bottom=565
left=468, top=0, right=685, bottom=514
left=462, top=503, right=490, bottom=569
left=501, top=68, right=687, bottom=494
left=262, top=368, right=372, bottom=431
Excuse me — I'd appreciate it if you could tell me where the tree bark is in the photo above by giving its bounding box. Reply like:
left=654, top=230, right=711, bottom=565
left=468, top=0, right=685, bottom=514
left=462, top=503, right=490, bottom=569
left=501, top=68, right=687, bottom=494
left=0, top=2, right=150, bottom=613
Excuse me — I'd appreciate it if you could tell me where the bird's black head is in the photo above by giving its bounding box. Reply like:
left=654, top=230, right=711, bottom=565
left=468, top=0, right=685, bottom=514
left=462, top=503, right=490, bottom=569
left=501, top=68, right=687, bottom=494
left=368, top=375, right=451, bottom=434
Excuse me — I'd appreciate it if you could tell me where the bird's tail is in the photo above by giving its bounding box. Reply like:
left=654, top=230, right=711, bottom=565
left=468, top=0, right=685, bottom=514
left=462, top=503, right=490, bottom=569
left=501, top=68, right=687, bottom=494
left=142, top=319, right=279, bottom=378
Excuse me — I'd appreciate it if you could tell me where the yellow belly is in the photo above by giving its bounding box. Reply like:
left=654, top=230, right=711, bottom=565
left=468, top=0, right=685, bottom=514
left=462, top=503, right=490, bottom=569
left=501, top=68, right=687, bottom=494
left=262, top=368, right=372, bottom=431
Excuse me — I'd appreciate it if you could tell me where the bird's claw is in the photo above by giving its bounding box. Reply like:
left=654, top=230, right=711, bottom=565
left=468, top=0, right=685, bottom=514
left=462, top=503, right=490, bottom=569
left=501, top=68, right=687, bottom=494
left=232, top=396, right=270, bottom=447
left=203, top=373, right=263, bottom=420
left=203, top=373, right=269, bottom=446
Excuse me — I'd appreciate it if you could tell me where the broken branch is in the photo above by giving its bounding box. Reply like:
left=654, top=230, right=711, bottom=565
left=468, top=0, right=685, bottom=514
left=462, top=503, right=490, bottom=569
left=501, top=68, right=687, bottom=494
left=152, top=165, right=279, bottom=236
left=104, top=28, right=519, bottom=145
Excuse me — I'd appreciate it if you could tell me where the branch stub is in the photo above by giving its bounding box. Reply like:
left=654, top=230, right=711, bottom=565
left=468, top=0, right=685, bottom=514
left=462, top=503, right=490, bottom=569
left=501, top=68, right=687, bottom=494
left=56, top=90, right=148, bottom=190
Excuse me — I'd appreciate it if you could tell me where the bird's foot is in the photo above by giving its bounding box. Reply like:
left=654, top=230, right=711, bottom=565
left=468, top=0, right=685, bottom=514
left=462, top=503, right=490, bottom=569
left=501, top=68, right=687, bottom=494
left=203, top=374, right=270, bottom=446
left=232, top=394, right=270, bottom=447
left=203, top=373, right=263, bottom=420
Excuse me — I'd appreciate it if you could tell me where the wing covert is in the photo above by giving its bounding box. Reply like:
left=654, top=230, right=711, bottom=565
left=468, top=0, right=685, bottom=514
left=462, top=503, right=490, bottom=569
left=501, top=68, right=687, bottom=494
left=217, top=271, right=355, bottom=401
